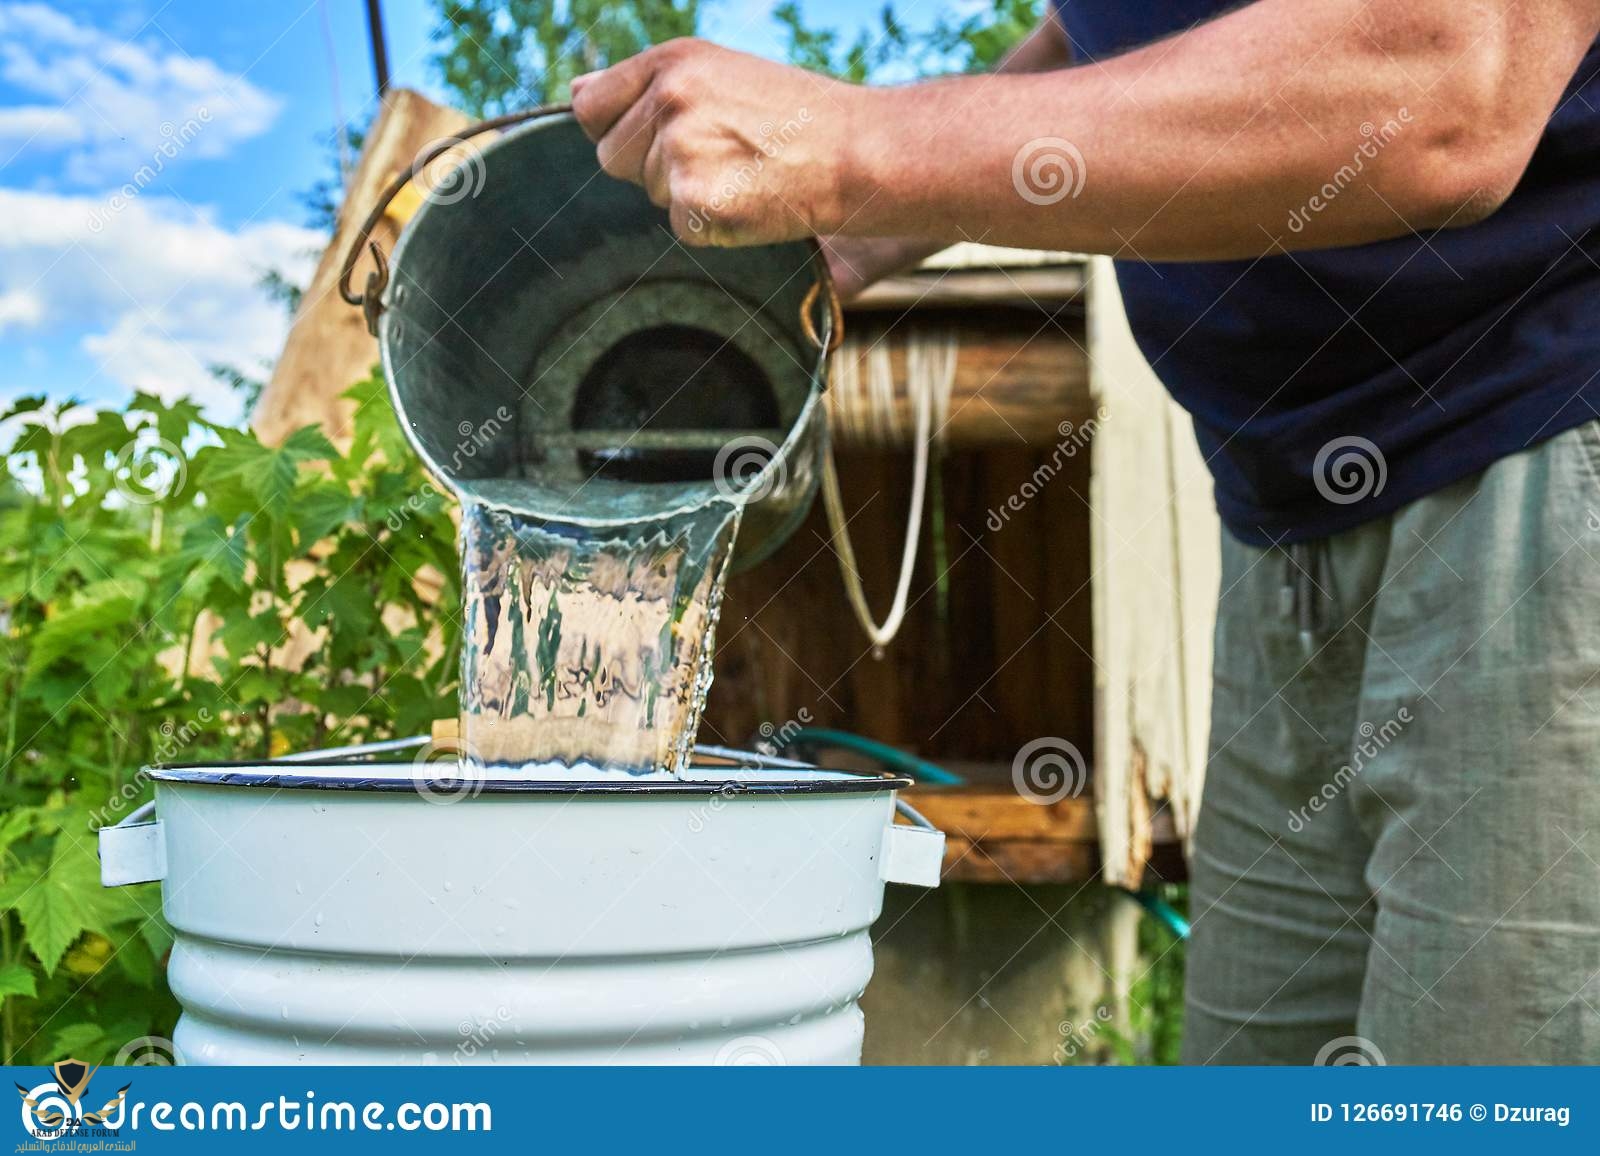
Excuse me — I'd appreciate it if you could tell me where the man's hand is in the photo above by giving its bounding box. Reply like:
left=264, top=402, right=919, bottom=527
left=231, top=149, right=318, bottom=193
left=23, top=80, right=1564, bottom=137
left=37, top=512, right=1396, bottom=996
left=570, top=39, right=861, bottom=247
left=575, top=2, right=1600, bottom=263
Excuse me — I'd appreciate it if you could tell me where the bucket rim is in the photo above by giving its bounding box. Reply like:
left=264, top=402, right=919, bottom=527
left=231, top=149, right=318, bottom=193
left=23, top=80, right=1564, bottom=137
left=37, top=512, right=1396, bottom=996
left=377, top=111, right=835, bottom=532
left=141, top=760, right=912, bottom=796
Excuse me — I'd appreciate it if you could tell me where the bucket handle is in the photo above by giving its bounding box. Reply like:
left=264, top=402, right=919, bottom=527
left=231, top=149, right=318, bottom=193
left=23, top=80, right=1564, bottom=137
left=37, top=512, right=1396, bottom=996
left=338, top=106, right=573, bottom=336
left=337, top=105, right=845, bottom=353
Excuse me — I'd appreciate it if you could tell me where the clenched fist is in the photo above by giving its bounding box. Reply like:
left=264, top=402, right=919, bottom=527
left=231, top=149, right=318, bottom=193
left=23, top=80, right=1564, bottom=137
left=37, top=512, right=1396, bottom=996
left=570, top=39, right=863, bottom=247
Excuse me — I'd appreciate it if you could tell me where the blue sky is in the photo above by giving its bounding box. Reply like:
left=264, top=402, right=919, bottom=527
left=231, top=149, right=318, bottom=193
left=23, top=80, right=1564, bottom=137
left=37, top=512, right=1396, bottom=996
left=0, top=0, right=952, bottom=423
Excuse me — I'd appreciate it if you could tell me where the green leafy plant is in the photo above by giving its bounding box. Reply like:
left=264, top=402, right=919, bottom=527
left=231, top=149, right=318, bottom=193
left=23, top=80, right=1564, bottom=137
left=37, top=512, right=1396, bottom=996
left=433, top=0, right=702, bottom=112
left=0, top=372, right=459, bottom=1065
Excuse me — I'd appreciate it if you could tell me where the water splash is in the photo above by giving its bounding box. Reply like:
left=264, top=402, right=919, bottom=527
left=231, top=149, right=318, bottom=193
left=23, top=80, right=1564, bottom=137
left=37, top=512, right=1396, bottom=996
left=457, top=478, right=742, bottom=777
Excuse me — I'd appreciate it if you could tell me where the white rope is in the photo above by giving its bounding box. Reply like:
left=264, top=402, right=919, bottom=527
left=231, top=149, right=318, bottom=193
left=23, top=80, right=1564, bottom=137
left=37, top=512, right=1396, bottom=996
left=821, top=328, right=958, bottom=650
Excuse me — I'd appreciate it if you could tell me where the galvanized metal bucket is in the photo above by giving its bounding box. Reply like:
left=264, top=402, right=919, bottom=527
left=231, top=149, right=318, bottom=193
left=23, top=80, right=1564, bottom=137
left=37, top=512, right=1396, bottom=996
left=99, top=746, right=943, bottom=1065
left=342, top=108, right=842, bottom=571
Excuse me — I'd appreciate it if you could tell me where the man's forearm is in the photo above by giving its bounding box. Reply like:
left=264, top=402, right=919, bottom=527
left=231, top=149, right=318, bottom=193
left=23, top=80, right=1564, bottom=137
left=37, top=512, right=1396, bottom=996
left=823, top=12, right=1074, bottom=293
left=827, top=0, right=1598, bottom=260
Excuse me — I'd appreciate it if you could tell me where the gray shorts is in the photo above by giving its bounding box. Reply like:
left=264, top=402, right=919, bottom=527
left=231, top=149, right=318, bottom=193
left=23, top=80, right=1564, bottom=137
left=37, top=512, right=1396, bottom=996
left=1184, top=419, right=1600, bottom=1064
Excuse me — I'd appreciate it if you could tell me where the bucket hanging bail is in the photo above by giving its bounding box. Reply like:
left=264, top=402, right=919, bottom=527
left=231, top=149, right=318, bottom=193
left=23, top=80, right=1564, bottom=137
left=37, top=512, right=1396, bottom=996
left=337, top=105, right=573, bottom=336
left=336, top=104, right=845, bottom=354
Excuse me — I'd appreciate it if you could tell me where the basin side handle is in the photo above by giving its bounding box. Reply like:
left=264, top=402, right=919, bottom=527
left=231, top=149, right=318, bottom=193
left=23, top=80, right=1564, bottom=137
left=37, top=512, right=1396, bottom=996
left=98, top=800, right=166, bottom=888
left=881, top=798, right=945, bottom=888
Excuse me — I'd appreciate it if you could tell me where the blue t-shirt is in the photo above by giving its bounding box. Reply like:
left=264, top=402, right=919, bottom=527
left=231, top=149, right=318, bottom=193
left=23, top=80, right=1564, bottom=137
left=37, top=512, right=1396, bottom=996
left=1052, top=1, right=1600, bottom=544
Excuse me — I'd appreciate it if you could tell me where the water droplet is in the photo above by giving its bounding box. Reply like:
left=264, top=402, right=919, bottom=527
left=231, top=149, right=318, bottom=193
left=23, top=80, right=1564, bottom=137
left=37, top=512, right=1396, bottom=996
left=313, top=912, right=324, bottom=927
left=443, top=880, right=454, bottom=892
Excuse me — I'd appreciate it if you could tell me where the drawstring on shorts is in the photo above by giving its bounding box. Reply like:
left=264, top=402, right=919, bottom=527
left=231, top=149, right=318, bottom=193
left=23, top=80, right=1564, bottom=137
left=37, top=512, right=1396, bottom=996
left=1281, top=540, right=1334, bottom=657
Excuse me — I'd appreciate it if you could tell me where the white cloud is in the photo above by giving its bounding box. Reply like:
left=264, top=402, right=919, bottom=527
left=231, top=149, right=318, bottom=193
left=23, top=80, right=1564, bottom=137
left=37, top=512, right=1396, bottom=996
left=0, top=2, right=281, bottom=182
left=0, top=287, right=43, bottom=330
left=0, top=187, right=322, bottom=420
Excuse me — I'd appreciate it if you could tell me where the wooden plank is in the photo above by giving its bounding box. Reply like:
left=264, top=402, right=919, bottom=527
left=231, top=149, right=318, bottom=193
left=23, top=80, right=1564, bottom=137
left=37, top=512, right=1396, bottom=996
left=941, top=836, right=1100, bottom=885
left=905, top=783, right=1184, bottom=884
left=850, top=265, right=1086, bottom=312
left=828, top=310, right=1091, bottom=448
left=252, top=89, right=470, bottom=445
left=905, top=784, right=1098, bottom=841
left=1085, top=256, right=1219, bottom=888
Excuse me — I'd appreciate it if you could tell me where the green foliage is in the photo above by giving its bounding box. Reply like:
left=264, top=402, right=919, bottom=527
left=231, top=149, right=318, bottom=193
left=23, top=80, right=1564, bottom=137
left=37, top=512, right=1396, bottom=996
left=427, top=0, right=1044, bottom=112
left=1096, top=885, right=1187, bottom=1066
left=0, top=372, right=459, bottom=1064
left=773, top=0, right=1043, bottom=81
left=433, top=0, right=702, bottom=113
left=923, top=0, right=1045, bottom=74
left=772, top=3, right=909, bottom=84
